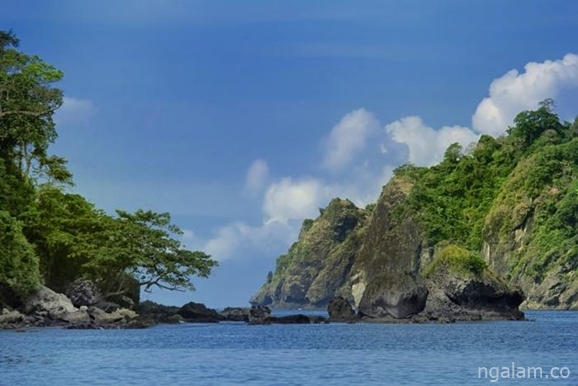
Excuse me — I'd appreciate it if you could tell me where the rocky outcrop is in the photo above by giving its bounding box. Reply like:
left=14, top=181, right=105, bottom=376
left=220, top=307, right=250, bottom=322
left=0, top=285, right=139, bottom=330
left=253, top=175, right=526, bottom=322
left=177, top=302, right=224, bottom=322
left=423, top=248, right=525, bottom=321
left=327, top=296, right=357, bottom=322
left=136, top=301, right=183, bottom=324
left=246, top=306, right=326, bottom=325
left=23, top=285, right=78, bottom=318
left=65, top=279, right=101, bottom=308
left=358, top=273, right=428, bottom=319
left=251, top=198, right=369, bottom=308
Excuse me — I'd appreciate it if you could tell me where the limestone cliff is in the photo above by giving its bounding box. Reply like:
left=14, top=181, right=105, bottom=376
left=250, top=198, right=369, bottom=308
left=251, top=105, right=578, bottom=313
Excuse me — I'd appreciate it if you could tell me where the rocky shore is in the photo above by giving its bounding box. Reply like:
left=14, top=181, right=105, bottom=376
left=0, top=281, right=329, bottom=330
left=1, top=274, right=525, bottom=331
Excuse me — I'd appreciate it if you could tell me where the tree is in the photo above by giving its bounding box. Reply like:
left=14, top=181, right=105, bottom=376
left=0, top=210, right=40, bottom=305
left=0, top=29, right=70, bottom=185
left=508, top=99, right=563, bottom=150
left=88, top=210, right=218, bottom=297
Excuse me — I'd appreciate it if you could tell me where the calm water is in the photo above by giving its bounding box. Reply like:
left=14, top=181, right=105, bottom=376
left=0, top=311, right=577, bottom=386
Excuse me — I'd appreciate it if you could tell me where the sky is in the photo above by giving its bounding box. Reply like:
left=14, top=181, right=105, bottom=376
left=2, top=0, right=578, bottom=308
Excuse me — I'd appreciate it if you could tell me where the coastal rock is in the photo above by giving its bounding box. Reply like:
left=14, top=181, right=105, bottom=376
left=423, top=249, right=525, bottom=321
left=268, top=314, right=323, bottom=324
left=250, top=199, right=369, bottom=308
left=220, top=307, right=250, bottom=322
left=89, top=307, right=138, bottom=324
left=0, top=309, right=23, bottom=325
left=59, top=309, right=91, bottom=324
left=177, top=302, right=223, bottom=322
left=65, top=279, right=101, bottom=308
left=248, top=306, right=272, bottom=325
left=136, top=300, right=181, bottom=324
left=23, top=285, right=77, bottom=318
left=359, top=273, right=428, bottom=319
left=327, top=296, right=357, bottom=322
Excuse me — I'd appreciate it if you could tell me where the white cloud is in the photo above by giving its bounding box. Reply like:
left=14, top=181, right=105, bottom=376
left=203, top=220, right=300, bottom=262
left=323, top=108, right=381, bottom=172
left=472, top=53, right=578, bottom=135
left=385, top=116, right=479, bottom=166
left=202, top=53, right=578, bottom=264
left=244, top=159, right=269, bottom=195
left=54, top=96, right=97, bottom=127
left=263, top=177, right=334, bottom=223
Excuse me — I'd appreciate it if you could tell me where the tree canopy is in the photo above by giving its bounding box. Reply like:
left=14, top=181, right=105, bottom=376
left=0, top=30, right=217, bottom=306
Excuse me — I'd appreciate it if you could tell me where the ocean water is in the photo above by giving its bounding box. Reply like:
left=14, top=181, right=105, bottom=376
left=0, top=311, right=576, bottom=386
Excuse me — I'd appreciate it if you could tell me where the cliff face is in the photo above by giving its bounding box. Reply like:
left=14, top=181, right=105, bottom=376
left=250, top=198, right=369, bottom=308
left=251, top=106, right=578, bottom=313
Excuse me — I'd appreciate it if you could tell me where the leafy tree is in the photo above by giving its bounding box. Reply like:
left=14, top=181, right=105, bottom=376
left=508, top=99, right=564, bottom=152
left=87, top=210, right=218, bottom=297
left=0, top=30, right=70, bottom=185
left=0, top=210, right=40, bottom=304
left=23, top=186, right=218, bottom=297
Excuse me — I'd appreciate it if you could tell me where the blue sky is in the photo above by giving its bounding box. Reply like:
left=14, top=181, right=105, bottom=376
left=3, top=0, right=578, bottom=307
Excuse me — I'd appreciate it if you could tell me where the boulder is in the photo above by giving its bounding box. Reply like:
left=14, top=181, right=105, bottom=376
left=220, top=307, right=250, bottom=322
left=327, top=296, right=357, bottom=322
left=0, top=309, right=23, bottom=325
left=136, top=300, right=181, bottom=324
left=359, top=273, right=428, bottom=319
left=248, top=306, right=272, bottom=325
left=89, top=307, right=138, bottom=324
left=65, top=279, right=101, bottom=308
left=23, top=286, right=77, bottom=319
left=59, top=309, right=91, bottom=324
left=424, top=259, right=525, bottom=321
left=177, top=302, right=223, bottom=322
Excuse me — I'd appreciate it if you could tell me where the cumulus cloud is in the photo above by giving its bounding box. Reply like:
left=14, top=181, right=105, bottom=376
left=385, top=117, right=479, bottom=166
left=54, top=96, right=97, bottom=126
left=472, top=53, right=578, bottom=135
left=203, top=220, right=300, bottom=262
left=202, top=53, right=578, bottom=262
left=323, top=108, right=381, bottom=172
left=244, top=159, right=270, bottom=195
left=263, top=177, right=334, bottom=223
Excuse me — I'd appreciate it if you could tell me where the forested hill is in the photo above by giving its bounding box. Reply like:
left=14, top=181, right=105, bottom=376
left=252, top=100, right=578, bottom=310
left=0, top=30, right=217, bottom=309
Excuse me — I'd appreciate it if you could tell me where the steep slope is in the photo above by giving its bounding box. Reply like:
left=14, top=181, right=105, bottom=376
left=250, top=198, right=369, bottom=308
left=251, top=104, right=578, bottom=312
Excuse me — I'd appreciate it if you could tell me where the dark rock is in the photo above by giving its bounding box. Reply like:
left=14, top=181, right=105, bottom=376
left=327, top=296, right=357, bottom=322
left=359, top=273, right=428, bottom=319
left=177, top=302, right=224, bottom=323
left=424, top=262, right=526, bottom=321
left=268, top=314, right=313, bottom=324
left=220, top=307, right=250, bottom=322
left=136, top=300, right=181, bottom=324
left=65, top=279, right=101, bottom=308
left=248, top=306, right=272, bottom=325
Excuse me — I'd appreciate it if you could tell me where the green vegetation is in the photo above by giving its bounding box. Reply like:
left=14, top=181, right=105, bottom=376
left=398, top=98, right=578, bottom=283
left=0, top=30, right=216, bottom=306
left=423, top=244, right=487, bottom=278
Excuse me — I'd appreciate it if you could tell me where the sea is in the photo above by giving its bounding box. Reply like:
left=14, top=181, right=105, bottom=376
left=0, top=310, right=576, bottom=386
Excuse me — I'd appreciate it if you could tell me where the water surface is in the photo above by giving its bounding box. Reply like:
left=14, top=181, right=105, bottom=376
left=1, top=311, right=576, bottom=385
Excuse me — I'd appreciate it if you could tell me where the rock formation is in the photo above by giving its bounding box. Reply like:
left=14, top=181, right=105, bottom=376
left=253, top=175, right=527, bottom=321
